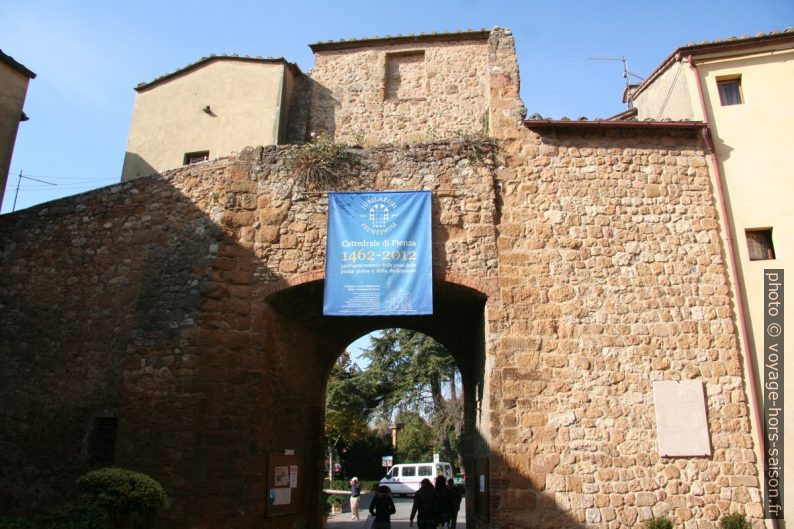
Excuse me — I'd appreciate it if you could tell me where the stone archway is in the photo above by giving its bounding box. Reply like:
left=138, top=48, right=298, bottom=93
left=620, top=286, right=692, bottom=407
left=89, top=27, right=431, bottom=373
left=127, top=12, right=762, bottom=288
left=263, top=276, right=492, bottom=527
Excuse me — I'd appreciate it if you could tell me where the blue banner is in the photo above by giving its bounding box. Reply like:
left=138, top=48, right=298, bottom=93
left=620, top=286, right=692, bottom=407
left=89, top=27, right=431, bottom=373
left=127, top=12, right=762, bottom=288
left=323, top=191, right=433, bottom=316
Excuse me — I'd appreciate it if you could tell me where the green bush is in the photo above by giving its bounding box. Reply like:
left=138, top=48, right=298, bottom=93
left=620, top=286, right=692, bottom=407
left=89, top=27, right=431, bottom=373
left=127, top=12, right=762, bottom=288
left=0, top=507, right=106, bottom=529
left=324, top=479, right=378, bottom=492
left=645, top=517, right=673, bottom=529
left=720, top=513, right=751, bottom=529
left=77, top=468, right=165, bottom=529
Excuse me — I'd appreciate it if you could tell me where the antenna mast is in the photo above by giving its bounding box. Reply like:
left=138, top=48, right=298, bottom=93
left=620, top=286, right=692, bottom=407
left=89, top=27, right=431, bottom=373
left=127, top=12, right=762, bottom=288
left=12, top=170, right=57, bottom=212
left=588, top=56, right=645, bottom=108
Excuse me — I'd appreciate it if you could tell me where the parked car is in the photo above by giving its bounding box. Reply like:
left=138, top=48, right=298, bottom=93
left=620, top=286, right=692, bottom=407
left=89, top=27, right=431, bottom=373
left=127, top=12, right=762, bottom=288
left=379, top=462, right=454, bottom=496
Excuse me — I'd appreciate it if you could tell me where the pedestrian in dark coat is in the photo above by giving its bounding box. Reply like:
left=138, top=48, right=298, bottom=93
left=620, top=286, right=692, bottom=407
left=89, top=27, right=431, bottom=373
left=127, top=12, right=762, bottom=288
left=434, top=475, right=455, bottom=528
left=369, top=485, right=396, bottom=529
left=447, top=478, right=462, bottom=529
left=409, top=478, right=437, bottom=529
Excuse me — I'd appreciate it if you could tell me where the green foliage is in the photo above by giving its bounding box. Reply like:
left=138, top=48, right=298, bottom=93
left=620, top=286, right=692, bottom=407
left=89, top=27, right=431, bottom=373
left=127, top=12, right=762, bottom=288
left=325, top=352, right=379, bottom=454
left=76, top=468, right=165, bottom=529
left=0, top=508, right=106, bottom=529
left=362, top=329, right=463, bottom=466
left=644, top=517, right=673, bottom=529
left=394, top=411, right=434, bottom=462
left=341, top=431, right=393, bottom=480
left=720, top=513, right=751, bottom=529
left=284, top=133, right=362, bottom=189
left=325, top=480, right=379, bottom=492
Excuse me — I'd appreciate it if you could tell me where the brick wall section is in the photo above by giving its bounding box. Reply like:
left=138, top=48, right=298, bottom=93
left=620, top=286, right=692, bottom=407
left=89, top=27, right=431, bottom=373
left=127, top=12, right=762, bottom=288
left=0, top=130, right=762, bottom=528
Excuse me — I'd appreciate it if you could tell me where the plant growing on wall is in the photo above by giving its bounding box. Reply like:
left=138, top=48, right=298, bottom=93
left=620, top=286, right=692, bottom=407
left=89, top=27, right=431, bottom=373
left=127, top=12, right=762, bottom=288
left=644, top=517, right=673, bottom=529
left=719, top=513, right=751, bottom=529
left=284, top=133, right=362, bottom=189
left=450, top=132, right=497, bottom=164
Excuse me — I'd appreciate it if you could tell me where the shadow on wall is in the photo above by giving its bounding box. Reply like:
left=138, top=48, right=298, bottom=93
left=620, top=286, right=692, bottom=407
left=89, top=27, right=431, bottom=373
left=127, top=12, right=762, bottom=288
left=0, top=136, right=715, bottom=529
left=305, top=77, right=338, bottom=140
left=120, top=151, right=160, bottom=181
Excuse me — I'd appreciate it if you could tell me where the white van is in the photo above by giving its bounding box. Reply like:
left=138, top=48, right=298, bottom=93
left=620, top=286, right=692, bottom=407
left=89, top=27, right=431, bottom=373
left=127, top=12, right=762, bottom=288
left=379, top=462, right=454, bottom=496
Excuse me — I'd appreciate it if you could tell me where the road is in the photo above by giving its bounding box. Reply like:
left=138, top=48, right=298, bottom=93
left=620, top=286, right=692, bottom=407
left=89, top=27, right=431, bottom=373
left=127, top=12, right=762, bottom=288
left=327, top=494, right=466, bottom=528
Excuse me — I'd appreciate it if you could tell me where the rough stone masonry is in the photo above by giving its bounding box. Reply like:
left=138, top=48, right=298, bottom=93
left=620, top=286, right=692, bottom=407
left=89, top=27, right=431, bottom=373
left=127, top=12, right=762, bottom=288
left=0, top=27, right=762, bottom=529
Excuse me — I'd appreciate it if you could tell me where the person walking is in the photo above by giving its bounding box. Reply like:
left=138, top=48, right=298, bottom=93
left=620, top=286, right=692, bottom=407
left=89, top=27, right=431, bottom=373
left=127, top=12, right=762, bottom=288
left=368, top=485, right=396, bottom=528
left=349, top=477, right=361, bottom=520
left=434, top=475, right=454, bottom=528
left=447, top=478, right=462, bottom=529
left=409, top=478, right=437, bottom=529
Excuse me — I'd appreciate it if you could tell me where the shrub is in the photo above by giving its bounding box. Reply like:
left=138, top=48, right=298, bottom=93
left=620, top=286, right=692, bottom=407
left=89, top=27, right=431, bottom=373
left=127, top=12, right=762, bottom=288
left=76, top=468, right=165, bottom=529
left=324, top=479, right=378, bottom=492
left=0, top=507, right=106, bottom=529
left=720, top=513, right=751, bottom=529
left=645, top=517, right=673, bottom=529
left=283, top=133, right=362, bottom=189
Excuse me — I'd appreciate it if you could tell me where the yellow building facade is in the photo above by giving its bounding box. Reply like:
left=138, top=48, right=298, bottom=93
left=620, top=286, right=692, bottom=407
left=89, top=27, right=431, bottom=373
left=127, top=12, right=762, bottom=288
left=121, top=56, right=302, bottom=181
left=0, top=50, right=36, bottom=210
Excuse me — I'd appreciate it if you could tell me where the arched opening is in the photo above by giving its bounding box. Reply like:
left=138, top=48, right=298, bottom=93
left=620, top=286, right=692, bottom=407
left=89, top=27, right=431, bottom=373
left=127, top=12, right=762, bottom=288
left=263, top=278, right=491, bottom=527
left=323, top=328, right=464, bottom=524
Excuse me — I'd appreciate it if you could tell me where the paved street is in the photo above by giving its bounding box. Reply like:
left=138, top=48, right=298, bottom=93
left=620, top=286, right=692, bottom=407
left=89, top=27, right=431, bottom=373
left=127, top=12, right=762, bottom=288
left=328, top=494, right=466, bottom=528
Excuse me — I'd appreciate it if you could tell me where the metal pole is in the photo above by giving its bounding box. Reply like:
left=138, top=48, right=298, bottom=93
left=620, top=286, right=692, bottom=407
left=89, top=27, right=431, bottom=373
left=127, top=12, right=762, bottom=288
left=12, top=170, right=22, bottom=212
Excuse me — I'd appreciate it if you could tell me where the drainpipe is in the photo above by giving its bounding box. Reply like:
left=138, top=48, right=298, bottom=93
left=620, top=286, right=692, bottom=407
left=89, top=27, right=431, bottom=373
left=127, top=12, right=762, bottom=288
left=686, top=55, right=774, bottom=527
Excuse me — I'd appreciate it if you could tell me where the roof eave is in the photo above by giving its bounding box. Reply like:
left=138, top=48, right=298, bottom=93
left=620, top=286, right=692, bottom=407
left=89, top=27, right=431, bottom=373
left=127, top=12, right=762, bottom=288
left=524, top=119, right=707, bottom=131
left=309, top=30, right=492, bottom=53
left=632, top=31, right=794, bottom=101
left=135, top=56, right=298, bottom=92
left=0, top=50, right=36, bottom=79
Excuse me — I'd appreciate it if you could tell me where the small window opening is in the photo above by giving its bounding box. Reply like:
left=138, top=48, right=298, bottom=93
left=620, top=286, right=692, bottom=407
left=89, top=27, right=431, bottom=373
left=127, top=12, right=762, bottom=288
left=717, top=76, right=743, bottom=106
left=184, top=151, right=209, bottom=165
left=89, top=417, right=118, bottom=466
left=746, top=229, right=775, bottom=260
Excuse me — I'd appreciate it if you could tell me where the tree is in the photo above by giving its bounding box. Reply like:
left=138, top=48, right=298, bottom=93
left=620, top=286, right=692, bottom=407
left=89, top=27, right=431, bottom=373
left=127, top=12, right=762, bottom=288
left=362, top=330, right=463, bottom=467
left=393, top=411, right=434, bottom=462
left=325, top=351, right=376, bottom=480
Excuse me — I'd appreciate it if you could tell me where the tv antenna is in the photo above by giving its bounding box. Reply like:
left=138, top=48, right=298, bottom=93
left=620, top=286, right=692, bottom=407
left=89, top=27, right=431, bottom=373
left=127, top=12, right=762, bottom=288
left=588, top=56, right=645, bottom=108
left=12, top=170, right=56, bottom=212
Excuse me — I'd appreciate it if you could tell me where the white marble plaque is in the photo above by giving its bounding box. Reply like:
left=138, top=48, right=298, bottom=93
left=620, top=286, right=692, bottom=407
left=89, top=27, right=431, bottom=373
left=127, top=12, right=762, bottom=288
left=652, top=380, right=712, bottom=457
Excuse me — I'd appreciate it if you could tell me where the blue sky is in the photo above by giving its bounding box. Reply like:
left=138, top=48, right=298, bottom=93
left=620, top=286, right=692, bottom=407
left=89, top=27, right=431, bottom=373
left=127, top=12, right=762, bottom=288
left=1, top=0, right=792, bottom=213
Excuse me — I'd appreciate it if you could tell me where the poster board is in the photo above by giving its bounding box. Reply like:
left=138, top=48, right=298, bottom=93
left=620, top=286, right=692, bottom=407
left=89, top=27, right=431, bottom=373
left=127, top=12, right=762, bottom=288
left=266, top=453, right=306, bottom=517
left=323, top=191, right=433, bottom=316
left=474, top=457, right=490, bottom=521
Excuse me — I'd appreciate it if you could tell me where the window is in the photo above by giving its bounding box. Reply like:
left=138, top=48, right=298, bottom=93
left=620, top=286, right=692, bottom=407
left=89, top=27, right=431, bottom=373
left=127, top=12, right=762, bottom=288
left=717, top=76, right=743, bottom=106
left=88, top=417, right=118, bottom=466
left=401, top=466, right=416, bottom=477
left=746, top=229, right=775, bottom=260
left=184, top=151, right=209, bottom=165
left=418, top=465, right=433, bottom=476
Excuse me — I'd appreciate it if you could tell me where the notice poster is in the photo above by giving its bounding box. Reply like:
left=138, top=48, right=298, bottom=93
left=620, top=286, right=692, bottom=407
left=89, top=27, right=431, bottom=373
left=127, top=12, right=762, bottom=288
left=324, top=191, right=433, bottom=316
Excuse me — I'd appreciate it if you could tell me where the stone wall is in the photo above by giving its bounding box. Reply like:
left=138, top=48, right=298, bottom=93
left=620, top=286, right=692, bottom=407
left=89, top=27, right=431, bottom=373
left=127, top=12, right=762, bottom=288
left=0, top=126, right=763, bottom=528
left=308, top=32, right=494, bottom=145
left=489, top=126, right=761, bottom=528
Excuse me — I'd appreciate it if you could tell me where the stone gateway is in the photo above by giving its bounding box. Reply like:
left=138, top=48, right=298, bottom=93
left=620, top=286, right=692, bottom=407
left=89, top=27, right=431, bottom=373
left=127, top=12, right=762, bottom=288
left=0, top=28, right=762, bottom=529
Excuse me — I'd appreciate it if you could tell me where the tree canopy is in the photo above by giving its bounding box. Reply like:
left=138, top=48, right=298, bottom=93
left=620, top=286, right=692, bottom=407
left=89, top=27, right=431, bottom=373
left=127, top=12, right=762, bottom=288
left=324, top=329, right=463, bottom=478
